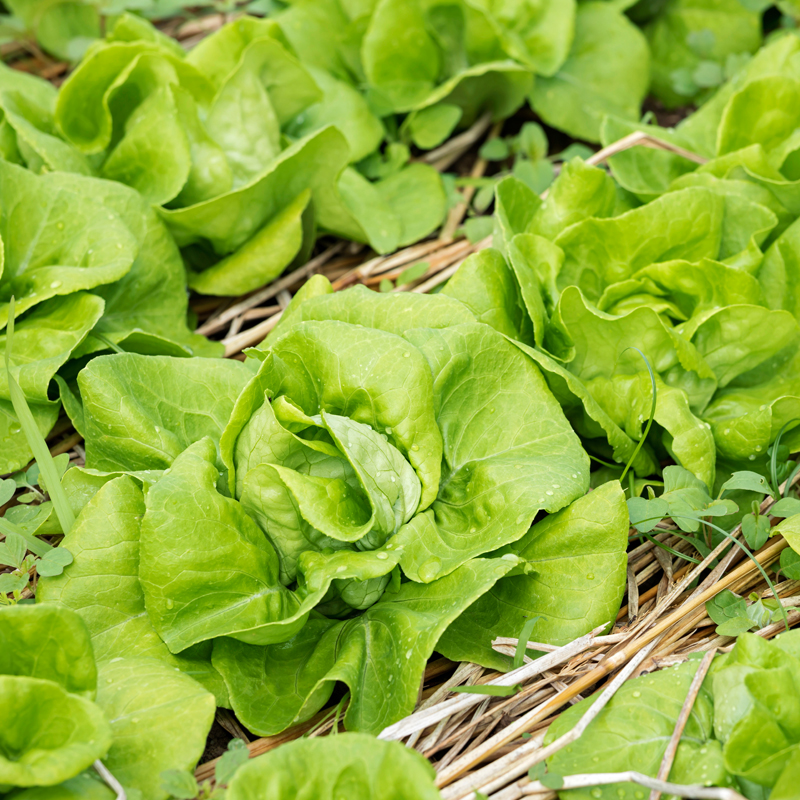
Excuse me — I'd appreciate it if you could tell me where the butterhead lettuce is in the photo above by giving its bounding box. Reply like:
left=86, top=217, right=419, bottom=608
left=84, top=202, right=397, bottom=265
left=35, top=288, right=632, bottom=737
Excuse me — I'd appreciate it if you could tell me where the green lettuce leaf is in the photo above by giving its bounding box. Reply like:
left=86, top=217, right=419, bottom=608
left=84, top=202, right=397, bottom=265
left=4, top=0, right=99, bottom=61
left=3, top=773, right=115, bottom=800
left=760, top=214, right=800, bottom=320
left=645, top=0, right=762, bottom=109
left=212, top=556, right=519, bottom=735
left=703, top=349, right=800, bottom=461
left=0, top=676, right=112, bottom=791
left=469, top=0, right=576, bottom=77
left=554, top=187, right=725, bottom=301
left=139, top=438, right=305, bottom=651
left=43, top=174, right=219, bottom=360
left=686, top=305, right=799, bottom=388
left=37, top=475, right=229, bottom=706
left=248, top=319, right=444, bottom=510
left=78, top=353, right=253, bottom=471
left=0, top=605, right=96, bottom=698
left=95, top=658, right=215, bottom=800
left=0, top=160, right=137, bottom=330
left=513, top=340, right=660, bottom=477
left=266, top=280, right=476, bottom=338
left=713, top=632, right=800, bottom=791
left=441, top=248, right=537, bottom=344
left=226, top=733, right=440, bottom=800
left=549, top=286, right=717, bottom=485
left=544, top=658, right=728, bottom=797
left=395, top=322, right=589, bottom=580
left=0, top=293, right=104, bottom=473
left=0, top=63, right=92, bottom=174
left=530, top=1, right=650, bottom=142
left=438, top=480, right=628, bottom=670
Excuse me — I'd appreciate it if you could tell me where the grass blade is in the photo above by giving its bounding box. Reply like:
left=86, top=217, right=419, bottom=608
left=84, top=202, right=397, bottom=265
left=620, top=347, right=657, bottom=484
left=5, top=297, right=76, bottom=535
left=513, top=617, right=542, bottom=669
left=0, top=517, right=52, bottom=556
left=451, top=684, right=521, bottom=697
left=641, top=511, right=789, bottom=632
left=771, top=418, right=800, bottom=497
left=89, top=331, right=125, bottom=354
left=785, top=462, right=800, bottom=499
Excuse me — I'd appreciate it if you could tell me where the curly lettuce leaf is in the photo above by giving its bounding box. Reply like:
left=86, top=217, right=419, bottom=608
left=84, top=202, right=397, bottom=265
left=0, top=63, right=92, bottom=174
left=702, top=349, right=800, bottom=461
left=0, top=160, right=137, bottom=330
left=37, top=476, right=229, bottom=706
left=140, top=438, right=303, bottom=651
left=553, top=187, right=726, bottom=302
left=266, top=281, right=476, bottom=339
left=0, top=677, right=112, bottom=791
left=212, top=555, right=519, bottom=735
left=0, top=605, right=96, bottom=698
left=226, top=734, right=440, bottom=799
left=713, top=632, right=800, bottom=791
left=95, top=658, right=215, bottom=800
left=395, top=322, right=589, bottom=580
left=45, top=174, right=221, bottom=360
left=530, top=1, right=650, bottom=142
left=438, top=479, right=628, bottom=670
left=544, top=658, right=728, bottom=798
left=249, top=319, right=444, bottom=509
left=79, top=353, right=253, bottom=472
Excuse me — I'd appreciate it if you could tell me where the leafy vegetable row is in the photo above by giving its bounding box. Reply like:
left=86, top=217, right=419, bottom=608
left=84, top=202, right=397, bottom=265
left=0, top=0, right=791, bottom=475
left=0, top=603, right=441, bottom=799
left=441, top=32, right=800, bottom=504
left=0, top=0, right=606, bottom=473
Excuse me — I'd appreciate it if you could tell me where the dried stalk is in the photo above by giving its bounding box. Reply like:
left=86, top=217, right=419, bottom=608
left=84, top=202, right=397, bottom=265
left=215, top=709, right=251, bottom=744
left=93, top=761, right=126, bottom=800
left=585, top=130, right=708, bottom=168
left=195, top=243, right=344, bottom=336
left=650, top=648, right=716, bottom=800
left=539, top=131, right=707, bottom=201
left=379, top=625, right=606, bottom=742
left=222, top=310, right=283, bottom=356
left=440, top=639, right=659, bottom=799
left=332, top=239, right=446, bottom=290
left=407, top=663, right=483, bottom=749
left=419, top=112, right=493, bottom=171
left=520, top=772, right=746, bottom=799
left=411, top=260, right=462, bottom=293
